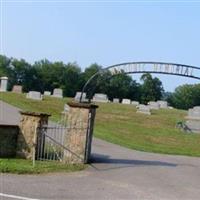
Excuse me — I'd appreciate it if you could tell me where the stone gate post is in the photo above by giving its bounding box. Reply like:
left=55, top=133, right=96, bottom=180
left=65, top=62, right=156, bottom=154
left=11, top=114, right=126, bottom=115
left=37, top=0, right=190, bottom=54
left=17, top=111, right=50, bottom=159
left=64, top=102, right=98, bottom=164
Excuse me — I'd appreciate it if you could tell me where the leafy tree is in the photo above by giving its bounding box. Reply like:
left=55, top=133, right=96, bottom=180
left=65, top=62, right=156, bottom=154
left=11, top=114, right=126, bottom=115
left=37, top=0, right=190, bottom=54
left=168, top=84, right=200, bottom=109
left=8, top=58, right=33, bottom=91
left=0, top=55, right=11, bottom=75
left=108, top=73, right=140, bottom=101
left=61, top=62, right=81, bottom=97
left=81, top=63, right=103, bottom=98
left=162, top=91, right=173, bottom=101
left=83, top=63, right=102, bottom=81
left=140, top=73, right=164, bottom=104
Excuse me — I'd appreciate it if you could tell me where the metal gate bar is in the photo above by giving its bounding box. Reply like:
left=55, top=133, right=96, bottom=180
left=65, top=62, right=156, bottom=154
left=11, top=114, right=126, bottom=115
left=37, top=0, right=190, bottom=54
left=36, top=126, right=87, bottom=162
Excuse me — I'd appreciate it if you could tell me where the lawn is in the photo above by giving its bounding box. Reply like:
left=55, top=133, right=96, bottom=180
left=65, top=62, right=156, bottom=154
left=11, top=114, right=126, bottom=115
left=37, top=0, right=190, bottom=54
left=1, top=92, right=200, bottom=157
left=0, top=158, right=85, bottom=174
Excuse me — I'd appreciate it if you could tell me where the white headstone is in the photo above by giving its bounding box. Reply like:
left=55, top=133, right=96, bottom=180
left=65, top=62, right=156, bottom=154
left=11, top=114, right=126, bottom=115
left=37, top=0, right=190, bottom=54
left=148, top=101, right=160, bottom=110
left=186, top=106, right=200, bottom=133
left=0, top=76, right=8, bottom=92
left=187, top=106, right=200, bottom=119
left=44, top=91, right=51, bottom=96
left=74, top=92, right=87, bottom=102
left=113, top=98, right=120, bottom=103
left=92, top=93, right=108, bottom=103
left=26, top=91, right=43, bottom=100
left=136, top=104, right=151, bottom=115
left=122, top=99, right=131, bottom=104
left=131, top=101, right=139, bottom=106
left=52, top=88, right=63, bottom=98
left=157, top=100, right=168, bottom=109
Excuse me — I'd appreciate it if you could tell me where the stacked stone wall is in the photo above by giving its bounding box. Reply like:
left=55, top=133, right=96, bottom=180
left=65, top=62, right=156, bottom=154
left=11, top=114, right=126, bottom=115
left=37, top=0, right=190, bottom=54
left=0, top=125, right=19, bottom=157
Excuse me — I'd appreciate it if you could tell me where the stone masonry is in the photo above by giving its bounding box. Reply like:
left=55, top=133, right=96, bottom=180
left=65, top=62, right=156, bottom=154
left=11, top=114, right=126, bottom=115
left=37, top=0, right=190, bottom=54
left=0, top=125, right=19, bottom=157
left=63, top=102, right=98, bottom=164
left=17, top=111, right=50, bottom=159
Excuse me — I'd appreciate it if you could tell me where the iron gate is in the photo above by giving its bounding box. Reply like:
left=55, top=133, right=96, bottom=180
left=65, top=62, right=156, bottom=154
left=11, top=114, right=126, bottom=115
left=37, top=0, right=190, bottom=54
left=36, top=125, right=86, bottom=162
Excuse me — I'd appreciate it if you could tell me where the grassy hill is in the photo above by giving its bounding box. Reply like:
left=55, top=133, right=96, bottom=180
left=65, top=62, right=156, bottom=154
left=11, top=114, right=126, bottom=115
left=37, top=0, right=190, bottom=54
left=1, top=92, right=200, bottom=157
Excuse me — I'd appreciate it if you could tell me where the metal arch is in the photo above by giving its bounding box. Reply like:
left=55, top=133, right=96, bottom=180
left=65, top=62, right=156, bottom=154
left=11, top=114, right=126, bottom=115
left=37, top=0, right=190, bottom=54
left=80, top=61, right=200, bottom=102
left=104, top=61, right=200, bottom=70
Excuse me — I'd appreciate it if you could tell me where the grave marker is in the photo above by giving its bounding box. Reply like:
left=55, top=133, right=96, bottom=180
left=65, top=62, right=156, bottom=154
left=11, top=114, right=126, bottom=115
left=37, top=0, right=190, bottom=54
left=26, top=91, right=43, bottom=100
left=44, top=91, right=51, bottom=96
left=122, top=99, right=131, bottom=104
left=52, top=88, right=63, bottom=98
left=148, top=101, right=160, bottom=110
left=185, top=106, right=200, bottom=133
left=136, top=104, right=151, bottom=115
left=12, top=85, right=22, bottom=94
left=131, top=101, right=139, bottom=106
left=92, top=93, right=108, bottom=103
left=157, top=100, right=168, bottom=109
left=113, top=98, right=120, bottom=103
left=74, top=92, right=87, bottom=102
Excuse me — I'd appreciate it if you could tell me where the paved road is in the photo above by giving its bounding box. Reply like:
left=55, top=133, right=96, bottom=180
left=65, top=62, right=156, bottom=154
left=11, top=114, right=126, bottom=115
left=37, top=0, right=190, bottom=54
left=0, top=101, right=21, bottom=125
left=1, top=101, right=200, bottom=200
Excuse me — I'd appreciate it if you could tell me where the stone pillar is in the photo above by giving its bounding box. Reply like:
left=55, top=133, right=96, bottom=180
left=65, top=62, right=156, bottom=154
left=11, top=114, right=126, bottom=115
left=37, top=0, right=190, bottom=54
left=17, top=111, right=50, bottom=159
left=0, top=76, right=8, bottom=92
left=63, top=102, right=98, bottom=164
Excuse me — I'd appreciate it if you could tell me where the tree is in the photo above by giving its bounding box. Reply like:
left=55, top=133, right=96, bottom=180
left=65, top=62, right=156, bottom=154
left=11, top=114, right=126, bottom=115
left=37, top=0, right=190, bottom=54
left=0, top=55, right=12, bottom=77
left=0, top=55, right=13, bottom=90
left=81, top=63, right=103, bottom=99
left=33, top=59, right=63, bottom=92
left=0, top=56, right=36, bottom=91
left=8, top=58, right=34, bottom=91
left=107, top=73, right=140, bottom=101
left=83, top=63, right=102, bottom=82
left=140, top=73, right=164, bottom=104
left=61, top=62, right=81, bottom=97
left=168, top=84, right=200, bottom=110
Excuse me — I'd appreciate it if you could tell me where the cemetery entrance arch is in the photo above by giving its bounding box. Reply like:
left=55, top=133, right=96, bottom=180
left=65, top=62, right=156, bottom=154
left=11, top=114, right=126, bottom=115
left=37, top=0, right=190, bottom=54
left=80, top=61, right=200, bottom=102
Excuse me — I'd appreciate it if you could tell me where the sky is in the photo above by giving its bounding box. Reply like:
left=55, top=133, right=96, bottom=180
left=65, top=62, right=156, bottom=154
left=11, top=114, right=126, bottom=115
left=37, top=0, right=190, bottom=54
left=1, top=0, right=200, bottom=92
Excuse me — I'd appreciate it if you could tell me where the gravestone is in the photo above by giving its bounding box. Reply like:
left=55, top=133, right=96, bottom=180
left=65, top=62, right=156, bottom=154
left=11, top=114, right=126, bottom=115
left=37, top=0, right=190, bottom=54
left=74, top=92, right=87, bottom=102
left=157, top=100, right=168, bottom=109
left=0, top=76, right=8, bottom=92
left=113, top=98, right=120, bottom=103
left=148, top=101, right=160, bottom=110
left=136, top=104, right=151, bottom=115
left=52, top=88, right=63, bottom=98
left=122, top=99, right=131, bottom=104
left=168, top=106, right=174, bottom=109
left=26, top=91, right=43, bottom=100
left=185, top=106, right=200, bottom=133
left=131, top=101, right=139, bottom=106
left=92, top=93, right=108, bottom=103
left=12, top=85, right=22, bottom=94
left=44, top=91, right=51, bottom=96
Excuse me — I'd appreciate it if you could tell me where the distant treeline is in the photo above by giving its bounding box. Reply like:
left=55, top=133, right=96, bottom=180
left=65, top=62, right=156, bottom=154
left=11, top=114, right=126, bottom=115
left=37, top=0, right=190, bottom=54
left=0, top=55, right=200, bottom=109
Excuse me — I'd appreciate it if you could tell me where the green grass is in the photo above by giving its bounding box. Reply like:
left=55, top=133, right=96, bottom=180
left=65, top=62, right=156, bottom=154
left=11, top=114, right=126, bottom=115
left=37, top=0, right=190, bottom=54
left=0, top=158, right=85, bottom=174
left=1, top=92, right=200, bottom=157
left=95, top=103, right=200, bottom=156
